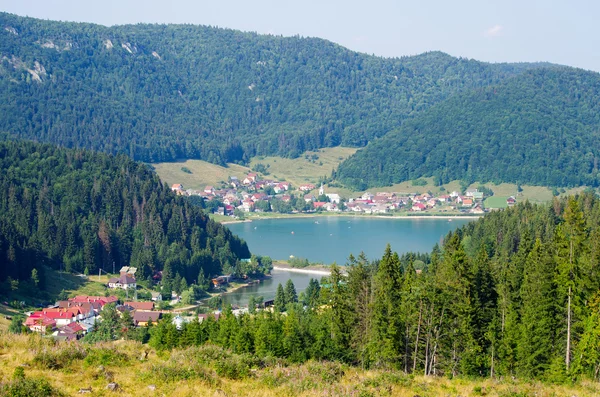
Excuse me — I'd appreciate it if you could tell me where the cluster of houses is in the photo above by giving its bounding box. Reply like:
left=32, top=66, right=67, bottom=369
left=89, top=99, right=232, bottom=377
left=24, top=295, right=118, bottom=340
left=346, top=189, right=493, bottom=214
left=22, top=294, right=167, bottom=340
left=172, top=172, right=518, bottom=216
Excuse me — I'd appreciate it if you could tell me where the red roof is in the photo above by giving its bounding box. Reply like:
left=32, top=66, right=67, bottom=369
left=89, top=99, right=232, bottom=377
left=124, top=301, right=154, bottom=311
left=60, top=322, right=84, bottom=333
left=313, top=201, right=327, bottom=208
left=36, top=309, right=76, bottom=320
left=25, top=315, right=56, bottom=327
left=71, top=295, right=118, bottom=305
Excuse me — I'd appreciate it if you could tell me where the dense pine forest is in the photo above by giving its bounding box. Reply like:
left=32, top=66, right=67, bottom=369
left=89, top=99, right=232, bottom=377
left=0, top=140, right=249, bottom=291
left=102, top=194, right=600, bottom=382
left=0, top=12, right=549, bottom=164
left=336, top=67, right=600, bottom=189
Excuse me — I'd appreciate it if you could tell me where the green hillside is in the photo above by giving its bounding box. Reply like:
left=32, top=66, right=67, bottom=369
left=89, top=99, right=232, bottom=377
left=0, top=12, right=550, bottom=164
left=336, top=67, right=600, bottom=189
left=0, top=139, right=249, bottom=300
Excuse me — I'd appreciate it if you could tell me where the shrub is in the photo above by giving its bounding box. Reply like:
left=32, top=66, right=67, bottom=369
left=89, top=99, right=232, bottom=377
left=180, top=167, right=192, bottom=174
left=83, top=347, right=130, bottom=367
left=0, top=377, right=65, bottom=397
left=32, top=344, right=87, bottom=370
left=306, top=361, right=345, bottom=383
left=214, top=356, right=252, bottom=380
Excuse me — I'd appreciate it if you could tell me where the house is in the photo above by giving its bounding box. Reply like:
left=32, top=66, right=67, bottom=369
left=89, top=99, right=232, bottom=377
left=171, top=183, right=183, bottom=192
left=313, top=201, right=327, bottom=209
left=299, top=184, right=315, bottom=192
left=151, top=292, right=162, bottom=302
left=107, top=274, right=137, bottom=290
left=133, top=311, right=161, bottom=327
left=24, top=314, right=56, bottom=333
left=278, top=182, right=290, bottom=191
left=198, top=312, right=221, bottom=323
left=229, top=176, right=240, bottom=188
left=412, top=203, right=426, bottom=212
left=204, top=186, right=214, bottom=195
left=243, top=173, right=258, bottom=185
left=30, top=309, right=76, bottom=327
left=70, top=295, right=118, bottom=306
left=172, top=315, right=186, bottom=330
left=242, top=199, right=254, bottom=212
left=124, top=301, right=154, bottom=311
left=212, top=275, right=232, bottom=287
left=119, top=266, right=137, bottom=276
left=304, top=194, right=316, bottom=203
left=461, top=198, right=474, bottom=207
left=507, top=196, right=517, bottom=206
left=281, top=195, right=291, bottom=202
left=55, top=322, right=85, bottom=341
left=326, top=193, right=341, bottom=204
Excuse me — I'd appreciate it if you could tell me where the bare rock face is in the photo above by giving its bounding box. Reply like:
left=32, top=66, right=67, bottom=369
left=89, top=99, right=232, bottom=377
left=106, top=382, right=119, bottom=391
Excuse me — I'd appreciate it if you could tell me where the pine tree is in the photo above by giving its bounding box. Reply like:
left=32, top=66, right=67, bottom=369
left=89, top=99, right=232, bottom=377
left=274, top=283, right=286, bottom=312
left=370, top=244, right=403, bottom=368
left=555, top=197, right=587, bottom=372
left=284, top=279, right=298, bottom=305
left=518, top=239, right=556, bottom=378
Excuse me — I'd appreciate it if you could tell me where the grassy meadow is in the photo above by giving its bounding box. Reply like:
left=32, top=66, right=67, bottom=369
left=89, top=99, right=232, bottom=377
left=153, top=147, right=357, bottom=192
left=0, top=333, right=598, bottom=397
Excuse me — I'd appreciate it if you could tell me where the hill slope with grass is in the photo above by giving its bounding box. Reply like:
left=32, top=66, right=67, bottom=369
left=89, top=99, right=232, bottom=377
left=0, top=139, right=249, bottom=303
left=0, top=12, right=551, bottom=164
left=2, top=334, right=597, bottom=397
left=336, top=67, right=600, bottom=190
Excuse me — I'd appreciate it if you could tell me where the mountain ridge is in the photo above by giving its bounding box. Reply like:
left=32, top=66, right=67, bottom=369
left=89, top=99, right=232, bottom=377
left=0, top=12, right=555, bottom=164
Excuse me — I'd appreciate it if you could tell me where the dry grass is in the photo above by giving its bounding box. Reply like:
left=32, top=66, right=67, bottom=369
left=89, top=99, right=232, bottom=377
left=250, top=147, right=358, bottom=188
left=152, top=161, right=251, bottom=191
left=153, top=148, right=358, bottom=192
left=0, top=333, right=598, bottom=397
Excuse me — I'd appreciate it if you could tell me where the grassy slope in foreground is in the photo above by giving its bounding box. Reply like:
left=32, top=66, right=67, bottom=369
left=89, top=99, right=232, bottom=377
left=1, top=334, right=598, bottom=397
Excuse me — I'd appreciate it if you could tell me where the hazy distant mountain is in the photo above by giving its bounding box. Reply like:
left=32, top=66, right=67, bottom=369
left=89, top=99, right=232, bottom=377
left=0, top=12, right=551, bottom=163
left=336, top=67, right=600, bottom=189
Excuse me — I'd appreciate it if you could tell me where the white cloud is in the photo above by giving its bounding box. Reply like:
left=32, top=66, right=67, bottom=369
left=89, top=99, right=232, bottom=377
left=484, top=24, right=503, bottom=38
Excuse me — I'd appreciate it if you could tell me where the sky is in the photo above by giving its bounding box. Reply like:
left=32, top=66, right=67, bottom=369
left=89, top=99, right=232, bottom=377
left=1, top=0, right=599, bottom=72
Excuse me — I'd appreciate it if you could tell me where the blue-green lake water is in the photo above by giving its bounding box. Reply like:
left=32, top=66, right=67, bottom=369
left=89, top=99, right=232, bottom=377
left=227, top=216, right=472, bottom=265
left=222, top=216, right=472, bottom=306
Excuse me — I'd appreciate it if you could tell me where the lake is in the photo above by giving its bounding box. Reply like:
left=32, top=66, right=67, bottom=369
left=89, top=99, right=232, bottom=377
left=222, top=216, right=473, bottom=306
left=227, top=216, right=473, bottom=265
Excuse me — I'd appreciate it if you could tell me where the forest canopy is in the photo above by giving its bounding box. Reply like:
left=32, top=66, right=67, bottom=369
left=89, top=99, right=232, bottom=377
left=0, top=139, right=249, bottom=289
left=0, top=12, right=550, bottom=164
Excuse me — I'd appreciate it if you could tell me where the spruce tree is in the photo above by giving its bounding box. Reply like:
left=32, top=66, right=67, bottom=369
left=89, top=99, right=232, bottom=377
left=274, top=283, right=286, bottom=312
left=284, top=279, right=298, bottom=305
left=518, top=239, right=556, bottom=378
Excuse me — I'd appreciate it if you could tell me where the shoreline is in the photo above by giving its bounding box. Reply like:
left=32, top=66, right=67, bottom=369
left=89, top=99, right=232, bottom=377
left=273, top=266, right=331, bottom=276
left=219, top=213, right=482, bottom=224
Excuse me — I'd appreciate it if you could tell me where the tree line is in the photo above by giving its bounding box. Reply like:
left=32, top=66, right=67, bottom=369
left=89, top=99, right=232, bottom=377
left=93, top=194, right=600, bottom=382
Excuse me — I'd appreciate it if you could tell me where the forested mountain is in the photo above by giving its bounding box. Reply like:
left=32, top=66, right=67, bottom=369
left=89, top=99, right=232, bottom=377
left=131, top=194, right=600, bottom=381
left=0, top=12, right=549, bottom=163
left=336, top=67, right=600, bottom=189
left=0, top=139, right=249, bottom=290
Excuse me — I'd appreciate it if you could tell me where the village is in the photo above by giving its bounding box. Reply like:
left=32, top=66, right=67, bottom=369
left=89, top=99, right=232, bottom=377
left=21, top=266, right=240, bottom=340
left=171, top=172, right=517, bottom=217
